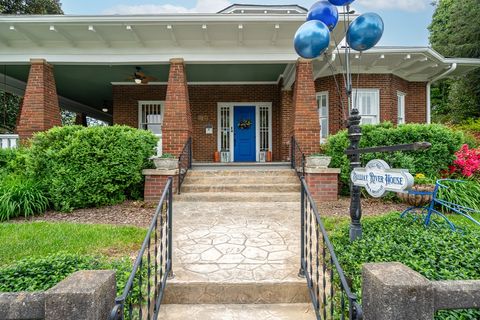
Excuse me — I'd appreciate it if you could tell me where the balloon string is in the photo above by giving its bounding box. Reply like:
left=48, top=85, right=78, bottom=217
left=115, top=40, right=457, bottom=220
left=326, top=55, right=347, bottom=122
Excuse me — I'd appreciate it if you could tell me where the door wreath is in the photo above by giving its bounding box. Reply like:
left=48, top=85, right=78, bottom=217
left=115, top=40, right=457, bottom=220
left=238, top=119, right=252, bottom=129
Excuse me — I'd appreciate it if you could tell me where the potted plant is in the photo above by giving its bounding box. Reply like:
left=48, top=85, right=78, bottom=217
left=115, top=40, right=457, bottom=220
left=150, top=142, right=178, bottom=170
left=305, top=145, right=331, bottom=168
left=397, top=173, right=435, bottom=206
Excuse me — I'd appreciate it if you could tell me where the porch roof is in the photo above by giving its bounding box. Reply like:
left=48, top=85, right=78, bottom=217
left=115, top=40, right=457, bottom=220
left=0, top=12, right=479, bottom=121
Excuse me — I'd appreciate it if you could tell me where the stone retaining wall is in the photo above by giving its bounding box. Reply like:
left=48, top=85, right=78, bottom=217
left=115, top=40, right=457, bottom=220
left=0, top=271, right=115, bottom=320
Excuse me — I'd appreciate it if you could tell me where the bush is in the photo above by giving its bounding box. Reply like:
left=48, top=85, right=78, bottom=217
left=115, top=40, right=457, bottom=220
left=0, top=175, right=49, bottom=221
left=325, top=123, right=466, bottom=193
left=27, top=125, right=157, bottom=212
left=0, top=148, right=28, bottom=176
left=331, top=213, right=480, bottom=320
left=0, top=253, right=134, bottom=296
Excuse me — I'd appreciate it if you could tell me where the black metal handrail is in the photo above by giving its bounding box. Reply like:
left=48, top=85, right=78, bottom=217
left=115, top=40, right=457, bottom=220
left=299, top=177, right=363, bottom=320
left=291, top=136, right=306, bottom=179
left=109, top=177, right=174, bottom=320
left=178, top=137, right=192, bottom=194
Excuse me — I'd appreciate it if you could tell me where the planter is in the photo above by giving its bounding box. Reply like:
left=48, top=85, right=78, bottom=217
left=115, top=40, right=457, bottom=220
left=306, top=155, right=332, bottom=168
left=151, top=157, right=178, bottom=170
left=397, top=184, right=435, bottom=206
left=214, top=151, right=220, bottom=162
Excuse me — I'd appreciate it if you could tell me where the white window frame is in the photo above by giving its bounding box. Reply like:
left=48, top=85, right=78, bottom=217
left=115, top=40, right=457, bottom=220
left=352, top=89, right=380, bottom=125
left=397, top=91, right=406, bottom=125
left=316, top=91, right=329, bottom=144
left=138, top=100, right=164, bottom=137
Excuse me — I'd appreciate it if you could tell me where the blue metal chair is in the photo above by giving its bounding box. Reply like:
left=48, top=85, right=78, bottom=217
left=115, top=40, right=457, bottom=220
left=400, top=179, right=480, bottom=230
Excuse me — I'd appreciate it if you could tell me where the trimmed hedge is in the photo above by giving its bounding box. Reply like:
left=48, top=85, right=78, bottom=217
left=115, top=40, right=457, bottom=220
left=27, top=125, right=157, bottom=212
left=325, top=123, right=466, bottom=193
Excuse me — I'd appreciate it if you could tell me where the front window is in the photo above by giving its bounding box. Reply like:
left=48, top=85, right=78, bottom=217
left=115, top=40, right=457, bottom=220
left=352, top=89, right=380, bottom=125
left=317, top=91, right=329, bottom=143
left=138, top=101, right=164, bottom=136
left=397, top=92, right=406, bottom=124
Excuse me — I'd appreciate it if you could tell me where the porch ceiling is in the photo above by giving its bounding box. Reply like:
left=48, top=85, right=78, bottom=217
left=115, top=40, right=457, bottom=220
left=1, top=63, right=286, bottom=116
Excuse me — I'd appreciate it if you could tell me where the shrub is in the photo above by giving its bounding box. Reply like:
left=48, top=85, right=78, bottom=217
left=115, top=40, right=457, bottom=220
left=0, top=175, right=49, bottom=221
left=454, top=119, right=480, bottom=144
left=0, top=253, right=146, bottom=308
left=330, top=213, right=480, bottom=320
left=325, top=123, right=466, bottom=193
left=27, top=125, right=157, bottom=212
left=0, top=148, right=28, bottom=176
left=437, top=179, right=480, bottom=212
left=449, top=144, right=480, bottom=178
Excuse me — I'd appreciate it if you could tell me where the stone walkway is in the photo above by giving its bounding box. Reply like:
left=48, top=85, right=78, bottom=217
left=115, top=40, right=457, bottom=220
left=172, top=201, right=300, bottom=282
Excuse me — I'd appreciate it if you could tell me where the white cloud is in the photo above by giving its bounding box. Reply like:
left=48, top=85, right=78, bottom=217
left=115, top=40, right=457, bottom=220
left=104, top=0, right=231, bottom=14
left=356, top=0, right=430, bottom=12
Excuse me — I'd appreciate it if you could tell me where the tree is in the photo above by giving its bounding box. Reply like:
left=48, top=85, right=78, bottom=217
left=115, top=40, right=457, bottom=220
left=429, top=0, right=480, bottom=123
left=0, top=0, right=63, bottom=132
left=0, top=0, right=63, bottom=14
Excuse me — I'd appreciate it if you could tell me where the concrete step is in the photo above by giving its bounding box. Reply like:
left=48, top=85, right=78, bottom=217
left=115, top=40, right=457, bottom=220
left=181, top=183, right=301, bottom=193
left=184, top=176, right=299, bottom=185
left=175, top=192, right=300, bottom=202
left=163, top=280, right=309, bottom=304
left=158, top=303, right=315, bottom=319
left=188, top=169, right=297, bottom=177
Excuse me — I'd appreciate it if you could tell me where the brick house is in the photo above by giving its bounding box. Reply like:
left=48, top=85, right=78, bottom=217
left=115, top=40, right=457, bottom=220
left=1, top=4, right=479, bottom=162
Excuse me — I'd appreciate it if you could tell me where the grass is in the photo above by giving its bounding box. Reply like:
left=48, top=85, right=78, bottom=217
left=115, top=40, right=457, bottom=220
left=0, top=222, right=146, bottom=267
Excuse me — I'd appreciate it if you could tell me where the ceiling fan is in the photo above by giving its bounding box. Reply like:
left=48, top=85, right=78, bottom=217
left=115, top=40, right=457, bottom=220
left=127, top=67, right=157, bottom=84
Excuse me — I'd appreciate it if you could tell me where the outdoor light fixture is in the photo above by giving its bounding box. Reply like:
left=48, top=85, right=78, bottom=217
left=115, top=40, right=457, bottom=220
left=102, top=108, right=108, bottom=112
left=134, top=78, right=142, bottom=84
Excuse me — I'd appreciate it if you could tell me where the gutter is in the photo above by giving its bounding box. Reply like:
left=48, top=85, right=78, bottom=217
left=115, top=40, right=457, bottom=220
left=426, top=62, right=457, bottom=124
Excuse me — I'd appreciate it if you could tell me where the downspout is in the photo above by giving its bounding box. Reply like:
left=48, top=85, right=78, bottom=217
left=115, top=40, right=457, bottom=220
left=427, top=62, right=457, bottom=124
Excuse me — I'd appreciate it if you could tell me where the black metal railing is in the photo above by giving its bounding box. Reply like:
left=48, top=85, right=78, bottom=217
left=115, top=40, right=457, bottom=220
left=299, top=177, right=363, bottom=320
left=109, top=177, right=174, bottom=320
left=291, top=136, right=306, bottom=179
left=178, top=137, right=192, bottom=194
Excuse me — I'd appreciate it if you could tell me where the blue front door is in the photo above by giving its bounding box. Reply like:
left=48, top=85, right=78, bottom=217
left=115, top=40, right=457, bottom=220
left=234, top=106, right=256, bottom=162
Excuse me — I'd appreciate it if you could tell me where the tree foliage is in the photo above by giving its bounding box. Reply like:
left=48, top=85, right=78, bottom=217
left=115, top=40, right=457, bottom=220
left=0, top=0, right=63, bottom=132
left=0, top=0, right=63, bottom=14
left=429, top=0, right=480, bottom=123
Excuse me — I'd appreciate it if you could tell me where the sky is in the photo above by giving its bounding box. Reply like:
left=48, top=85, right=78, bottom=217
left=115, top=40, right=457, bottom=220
left=60, top=0, right=436, bottom=47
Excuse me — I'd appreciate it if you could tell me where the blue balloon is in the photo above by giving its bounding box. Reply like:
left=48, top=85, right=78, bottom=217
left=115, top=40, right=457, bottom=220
left=294, top=20, right=331, bottom=59
left=328, top=0, right=355, bottom=5
left=307, top=1, right=339, bottom=31
left=346, top=12, right=384, bottom=51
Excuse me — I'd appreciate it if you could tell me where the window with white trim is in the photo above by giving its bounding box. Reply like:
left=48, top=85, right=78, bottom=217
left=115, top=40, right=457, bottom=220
left=316, top=92, right=329, bottom=143
left=138, top=101, right=164, bottom=136
left=397, top=92, right=406, bottom=124
left=352, top=89, right=380, bottom=125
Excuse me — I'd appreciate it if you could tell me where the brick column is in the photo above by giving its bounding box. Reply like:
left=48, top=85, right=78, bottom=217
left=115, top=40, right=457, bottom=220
left=280, top=89, right=294, bottom=161
left=292, top=58, right=320, bottom=155
left=17, top=59, right=61, bottom=142
left=162, top=58, right=192, bottom=157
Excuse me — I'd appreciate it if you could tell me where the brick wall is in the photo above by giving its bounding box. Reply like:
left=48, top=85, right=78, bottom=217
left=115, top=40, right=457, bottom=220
left=304, top=170, right=340, bottom=202
left=113, top=85, right=167, bottom=127
left=189, top=84, right=281, bottom=162
left=113, top=73, right=428, bottom=162
left=315, top=74, right=428, bottom=134
left=144, top=174, right=178, bottom=201
left=17, top=59, right=62, bottom=141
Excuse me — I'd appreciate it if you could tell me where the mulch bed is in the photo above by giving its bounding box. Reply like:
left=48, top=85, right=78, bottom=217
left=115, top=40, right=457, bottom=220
left=12, top=197, right=409, bottom=227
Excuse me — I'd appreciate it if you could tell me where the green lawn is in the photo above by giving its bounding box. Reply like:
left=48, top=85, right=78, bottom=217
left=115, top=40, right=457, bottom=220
left=0, top=222, right=146, bottom=266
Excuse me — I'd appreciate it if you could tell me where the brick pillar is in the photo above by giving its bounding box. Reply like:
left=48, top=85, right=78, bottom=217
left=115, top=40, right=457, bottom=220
left=280, top=89, right=294, bottom=161
left=17, top=59, right=61, bottom=141
left=162, top=58, right=192, bottom=157
left=75, top=113, right=88, bottom=126
left=292, top=58, right=320, bottom=155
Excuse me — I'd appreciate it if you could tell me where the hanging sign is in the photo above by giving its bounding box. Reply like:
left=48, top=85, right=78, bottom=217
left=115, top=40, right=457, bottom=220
left=351, top=159, right=414, bottom=198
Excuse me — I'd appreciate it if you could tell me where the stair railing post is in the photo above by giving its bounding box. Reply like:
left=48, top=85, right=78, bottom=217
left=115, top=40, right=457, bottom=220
left=167, top=177, right=174, bottom=278
left=291, top=136, right=295, bottom=169
left=298, top=177, right=306, bottom=277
